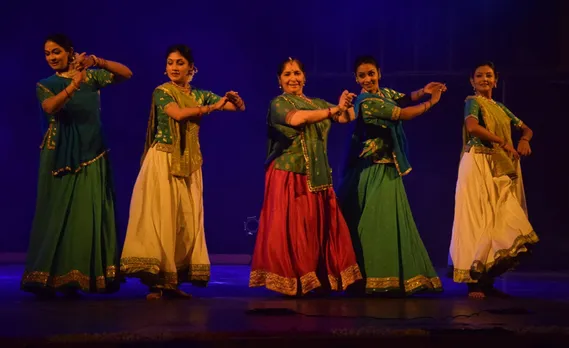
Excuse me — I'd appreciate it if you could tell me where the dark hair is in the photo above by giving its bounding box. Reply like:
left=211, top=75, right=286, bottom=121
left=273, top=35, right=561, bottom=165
left=354, top=55, right=379, bottom=73
left=277, top=57, right=305, bottom=76
left=166, top=44, right=194, bottom=65
left=472, top=61, right=498, bottom=78
left=44, top=33, right=74, bottom=52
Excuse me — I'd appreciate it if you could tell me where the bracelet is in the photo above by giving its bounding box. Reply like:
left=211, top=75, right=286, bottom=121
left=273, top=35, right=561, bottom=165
left=327, top=108, right=332, bottom=118
left=519, top=137, right=530, bottom=142
left=334, top=108, right=343, bottom=121
left=423, top=101, right=430, bottom=113
left=90, top=55, right=99, bottom=67
left=97, top=57, right=107, bottom=69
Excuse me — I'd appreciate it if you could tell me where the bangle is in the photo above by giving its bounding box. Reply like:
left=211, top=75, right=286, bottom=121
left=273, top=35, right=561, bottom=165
left=327, top=107, right=332, bottom=118
left=520, top=137, right=530, bottom=142
left=98, top=57, right=107, bottom=69
left=90, top=55, right=99, bottom=67
left=423, top=101, right=430, bottom=113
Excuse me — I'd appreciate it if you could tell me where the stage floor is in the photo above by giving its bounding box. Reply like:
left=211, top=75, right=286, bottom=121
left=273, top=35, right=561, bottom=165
left=1, top=264, right=568, bottom=347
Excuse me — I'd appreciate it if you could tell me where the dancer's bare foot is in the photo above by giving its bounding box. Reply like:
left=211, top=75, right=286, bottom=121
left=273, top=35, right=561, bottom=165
left=468, top=291, right=485, bottom=299
left=146, top=290, right=163, bottom=300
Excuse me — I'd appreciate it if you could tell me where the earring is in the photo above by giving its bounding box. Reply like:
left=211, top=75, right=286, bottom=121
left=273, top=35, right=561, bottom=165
left=164, top=71, right=167, bottom=75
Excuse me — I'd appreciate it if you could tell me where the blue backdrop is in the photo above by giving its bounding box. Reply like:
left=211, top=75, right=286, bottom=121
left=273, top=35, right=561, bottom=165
left=1, top=0, right=567, bottom=269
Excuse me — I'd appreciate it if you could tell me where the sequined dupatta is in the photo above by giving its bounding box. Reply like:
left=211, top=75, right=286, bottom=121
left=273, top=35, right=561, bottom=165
left=462, top=95, right=517, bottom=179
left=142, top=83, right=201, bottom=177
left=267, top=94, right=333, bottom=192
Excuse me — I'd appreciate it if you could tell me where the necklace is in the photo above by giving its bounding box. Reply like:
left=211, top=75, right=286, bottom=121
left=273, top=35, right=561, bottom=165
left=56, top=70, right=78, bottom=79
left=283, top=93, right=319, bottom=109
left=170, top=81, right=191, bottom=94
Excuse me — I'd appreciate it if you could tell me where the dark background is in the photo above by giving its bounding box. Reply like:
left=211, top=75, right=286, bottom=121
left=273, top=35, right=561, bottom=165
left=1, top=0, right=567, bottom=270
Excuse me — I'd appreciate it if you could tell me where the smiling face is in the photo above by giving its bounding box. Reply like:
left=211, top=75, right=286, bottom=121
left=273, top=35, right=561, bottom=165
left=355, top=63, right=381, bottom=94
left=279, top=61, right=305, bottom=95
left=166, top=51, right=195, bottom=85
left=44, top=40, right=72, bottom=72
left=471, top=65, right=497, bottom=95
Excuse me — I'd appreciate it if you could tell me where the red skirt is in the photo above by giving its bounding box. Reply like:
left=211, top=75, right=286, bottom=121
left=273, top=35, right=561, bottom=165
left=249, top=163, right=362, bottom=296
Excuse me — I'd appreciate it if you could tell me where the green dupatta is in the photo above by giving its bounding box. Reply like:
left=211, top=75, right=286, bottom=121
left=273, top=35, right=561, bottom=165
left=142, top=83, right=201, bottom=178
left=266, top=93, right=333, bottom=192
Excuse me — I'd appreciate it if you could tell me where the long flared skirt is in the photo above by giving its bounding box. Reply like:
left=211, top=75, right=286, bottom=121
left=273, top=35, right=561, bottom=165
left=120, top=146, right=210, bottom=290
left=337, top=160, right=442, bottom=295
left=249, top=163, right=362, bottom=296
left=449, top=152, right=538, bottom=283
left=21, top=149, right=119, bottom=294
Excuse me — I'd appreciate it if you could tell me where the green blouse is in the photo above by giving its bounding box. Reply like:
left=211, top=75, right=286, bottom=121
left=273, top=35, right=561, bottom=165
left=266, top=93, right=333, bottom=192
left=152, top=86, right=220, bottom=145
left=142, top=83, right=221, bottom=178
left=357, top=88, right=405, bottom=163
left=344, top=88, right=412, bottom=176
left=463, top=98, right=524, bottom=150
left=36, top=69, right=115, bottom=176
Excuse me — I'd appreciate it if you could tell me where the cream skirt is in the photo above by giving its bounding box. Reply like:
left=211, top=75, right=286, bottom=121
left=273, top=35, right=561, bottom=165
left=120, top=146, right=210, bottom=289
left=449, top=152, right=538, bottom=283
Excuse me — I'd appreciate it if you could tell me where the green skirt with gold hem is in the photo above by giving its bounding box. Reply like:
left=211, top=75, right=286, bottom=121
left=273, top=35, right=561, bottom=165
left=21, top=148, right=120, bottom=294
left=337, top=159, right=442, bottom=295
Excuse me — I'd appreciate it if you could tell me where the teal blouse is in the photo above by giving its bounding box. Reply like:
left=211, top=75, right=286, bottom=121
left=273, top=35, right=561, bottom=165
left=464, top=98, right=524, bottom=150
left=36, top=69, right=114, bottom=175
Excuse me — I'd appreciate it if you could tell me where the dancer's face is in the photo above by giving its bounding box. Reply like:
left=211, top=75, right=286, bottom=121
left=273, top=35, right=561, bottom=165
left=279, top=62, right=305, bottom=95
left=166, top=51, right=195, bottom=85
left=355, top=63, right=381, bottom=94
left=471, top=65, right=497, bottom=95
left=44, top=41, right=72, bottom=72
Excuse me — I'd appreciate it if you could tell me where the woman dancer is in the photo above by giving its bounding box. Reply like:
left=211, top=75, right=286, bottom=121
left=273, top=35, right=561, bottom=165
left=338, top=55, right=444, bottom=296
left=249, top=57, right=363, bottom=296
left=120, top=44, right=245, bottom=300
left=22, top=33, right=132, bottom=297
left=449, top=62, right=537, bottom=299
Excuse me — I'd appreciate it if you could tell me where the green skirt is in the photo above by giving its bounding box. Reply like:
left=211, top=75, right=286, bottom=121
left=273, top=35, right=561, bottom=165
left=337, top=159, right=442, bottom=295
left=21, top=149, right=120, bottom=294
